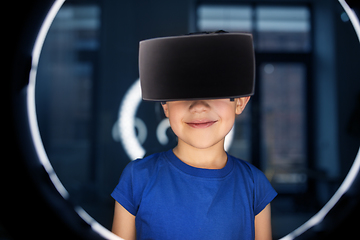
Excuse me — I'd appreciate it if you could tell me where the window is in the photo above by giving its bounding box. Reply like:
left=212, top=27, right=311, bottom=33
left=197, top=5, right=252, bottom=32
left=256, top=6, right=311, bottom=52
left=197, top=4, right=311, bottom=51
left=260, top=63, right=307, bottom=193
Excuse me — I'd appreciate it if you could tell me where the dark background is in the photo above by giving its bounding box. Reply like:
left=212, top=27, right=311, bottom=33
left=3, top=0, right=360, bottom=239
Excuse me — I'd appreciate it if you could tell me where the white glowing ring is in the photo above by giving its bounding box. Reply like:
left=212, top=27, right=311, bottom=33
left=26, top=1, right=360, bottom=240
left=28, top=0, right=68, bottom=199
left=280, top=1, right=360, bottom=239
left=118, top=79, right=145, bottom=160
left=156, top=118, right=171, bottom=145
left=27, top=0, right=123, bottom=239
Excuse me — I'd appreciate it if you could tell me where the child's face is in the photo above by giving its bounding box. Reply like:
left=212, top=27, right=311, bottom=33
left=162, top=97, right=250, bottom=150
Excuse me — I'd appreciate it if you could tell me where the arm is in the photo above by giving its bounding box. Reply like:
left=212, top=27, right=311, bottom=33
left=112, top=201, right=136, bottom=240
left=254, top=204, right=272, bottom=240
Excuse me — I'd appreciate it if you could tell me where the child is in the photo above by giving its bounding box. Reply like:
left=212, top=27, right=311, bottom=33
left=111, top=32, right=277, bottom=240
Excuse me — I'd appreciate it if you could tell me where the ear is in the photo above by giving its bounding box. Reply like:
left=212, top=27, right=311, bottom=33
left=235, top=96, right=250, bottom=115
left=161, top=102, right=170, bottom=118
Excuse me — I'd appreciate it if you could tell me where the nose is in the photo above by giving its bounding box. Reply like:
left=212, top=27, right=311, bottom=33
left=189, top=100, right=210, bottom=113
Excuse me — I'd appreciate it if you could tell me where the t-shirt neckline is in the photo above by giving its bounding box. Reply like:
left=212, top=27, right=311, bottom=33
left=164, top=149, right=234, bottom=178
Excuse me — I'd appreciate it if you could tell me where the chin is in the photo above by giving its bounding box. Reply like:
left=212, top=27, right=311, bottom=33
left=185, top=138, right=225, bottom=150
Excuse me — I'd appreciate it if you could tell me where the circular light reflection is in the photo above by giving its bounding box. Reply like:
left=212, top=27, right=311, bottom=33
left=280, top=0, right=360, bottom=239
left=27, top=0, right=123, bottom=239
left=26, top=0, right=360, bottom=239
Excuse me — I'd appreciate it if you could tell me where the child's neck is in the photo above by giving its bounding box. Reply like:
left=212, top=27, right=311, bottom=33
left=173, top=139, right=228, bottom=170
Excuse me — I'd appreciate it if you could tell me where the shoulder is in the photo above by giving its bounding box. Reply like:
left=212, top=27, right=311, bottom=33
left=229, top=155, right=274, bottom=190
left=228, top=155, right=277, bottom=214
left=133, top=151, right=169, bottom=169
left=122, top=151, right=168, bottom=180
left=112, top=151, right=169, bottom=213
left=229, top=155, right=263, bottom=180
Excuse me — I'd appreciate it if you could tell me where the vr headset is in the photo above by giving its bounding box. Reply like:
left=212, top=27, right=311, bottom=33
left=139, top=31, right=255, bottom=102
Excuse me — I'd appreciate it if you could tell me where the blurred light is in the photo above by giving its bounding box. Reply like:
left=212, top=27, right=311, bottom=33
left=135, top=118, right=148, bottom=145
left=28, top=0, right=68, bottom=199
left=341, top=12, right=350, bottom=22
left=256, top=6, right=310, bottom=32
left=156, top=118, right=171, bottom=145
left=197, top=5, right=252, bottom=32
left=224, top=125, right=234, bottom=152
left=28, top=1, right=123, bottom=239
left=75, top=206, right=124, bottom=240
left=118, top=79, right=146, bottom=160
left=264, top=64, right=275, bottom=74
left=273, top=173, right=307, bottom=184
left=31, top=0, right=65, bottom=68
left=54, top=6, right=100, bottom=31
left=340, top=0, right=360, bottom=42
left=113, top=117, right=147, bottom=145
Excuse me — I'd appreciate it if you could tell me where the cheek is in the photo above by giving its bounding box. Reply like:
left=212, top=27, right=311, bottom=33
left=215, top=104, right=237, bottom=122
left=222, top=114, right=236, bottom=131
left=167, top=112, right=183, bottom=134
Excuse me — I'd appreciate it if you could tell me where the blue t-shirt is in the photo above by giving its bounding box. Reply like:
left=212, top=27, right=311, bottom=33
left=111, top=150, right=277, bottom=240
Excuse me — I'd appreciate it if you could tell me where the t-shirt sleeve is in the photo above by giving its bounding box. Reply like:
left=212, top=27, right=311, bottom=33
left=111, top=161, right=137, bottom=216
left=252, top=167, right=277, bottom=215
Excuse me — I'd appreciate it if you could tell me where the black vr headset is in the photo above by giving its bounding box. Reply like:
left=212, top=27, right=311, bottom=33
left=139, top=31, right=255, bottom=102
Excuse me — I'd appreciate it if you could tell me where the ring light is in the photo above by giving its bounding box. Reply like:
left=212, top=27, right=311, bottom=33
left=5, top=0, right=360, bottom=239
left=281, top=0, right=360, bottom=238
left=26, top=0, right=123, bottom=239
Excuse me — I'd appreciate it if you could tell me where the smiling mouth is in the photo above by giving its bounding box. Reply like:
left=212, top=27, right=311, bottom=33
left=186, top=120, right=218, bottom=129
